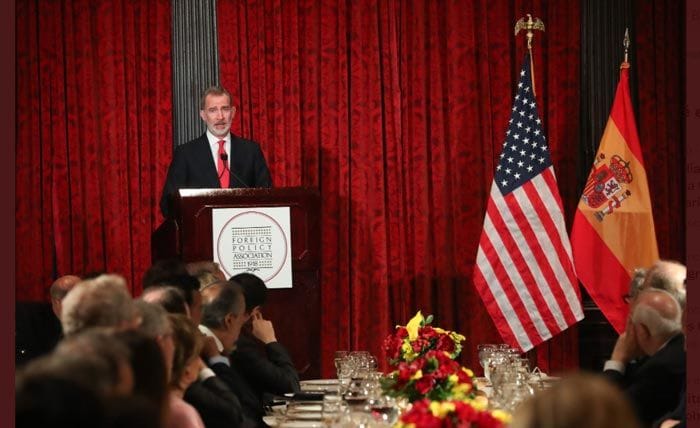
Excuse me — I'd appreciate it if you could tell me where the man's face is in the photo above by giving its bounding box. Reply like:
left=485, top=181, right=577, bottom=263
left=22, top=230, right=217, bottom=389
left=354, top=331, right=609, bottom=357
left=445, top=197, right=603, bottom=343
left=200, top=94, right=235, bottom=138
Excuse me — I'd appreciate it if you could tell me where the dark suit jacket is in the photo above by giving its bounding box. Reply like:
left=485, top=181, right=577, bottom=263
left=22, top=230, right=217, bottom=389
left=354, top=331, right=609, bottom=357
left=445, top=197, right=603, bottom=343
left=184, top=376, right=254, bottom=428
left=604, top=334, right=686, bottom=427
left=231, top=334, right=300, bottom=401
left=209, top=360, right=265, bottom=427
left=160, top=133, right=272, bottom=216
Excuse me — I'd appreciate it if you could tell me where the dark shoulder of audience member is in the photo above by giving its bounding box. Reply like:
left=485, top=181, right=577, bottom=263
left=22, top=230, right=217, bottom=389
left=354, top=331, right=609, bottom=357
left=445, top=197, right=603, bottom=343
left=16, top=368, right=106, bottom=428
left=230, top=273, right=267, bottom=311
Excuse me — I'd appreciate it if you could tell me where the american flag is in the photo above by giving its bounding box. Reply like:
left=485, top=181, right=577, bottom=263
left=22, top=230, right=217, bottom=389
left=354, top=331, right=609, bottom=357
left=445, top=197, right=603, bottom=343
left=473, top=53, right=584, bottom=352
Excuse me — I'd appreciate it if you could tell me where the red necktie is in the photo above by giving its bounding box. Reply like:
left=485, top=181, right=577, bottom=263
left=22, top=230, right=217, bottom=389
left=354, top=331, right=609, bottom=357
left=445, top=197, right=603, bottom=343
left=217, top=140, right=230, bottom=188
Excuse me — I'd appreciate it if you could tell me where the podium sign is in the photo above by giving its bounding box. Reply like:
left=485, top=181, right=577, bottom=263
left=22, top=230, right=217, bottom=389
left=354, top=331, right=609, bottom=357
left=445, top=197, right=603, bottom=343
left=212, top=207, right=293, bottom=288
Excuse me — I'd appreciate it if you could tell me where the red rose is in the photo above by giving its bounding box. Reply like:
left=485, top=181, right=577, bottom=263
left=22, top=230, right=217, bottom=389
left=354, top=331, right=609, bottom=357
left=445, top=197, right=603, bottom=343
left=397, top=362, right=413, bottom=382
left=396, top=327, right=408, bottom=338
left=415, top=374, right=434, bottom=395
left=420, top=326, right=438, bottom=340
left=436, top=335, right=456, bottom=353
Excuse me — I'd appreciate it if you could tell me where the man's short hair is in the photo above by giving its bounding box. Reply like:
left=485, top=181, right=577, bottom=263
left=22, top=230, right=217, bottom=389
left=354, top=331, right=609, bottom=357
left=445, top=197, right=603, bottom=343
left=231, top=273, right=267, bottom=312
left=61, top=274, right=137, bottom=336
left=142, top=259, right=188, bottom=288
left=200, top=86, right=232, bottom=110
left=643, top=260, right=687, bottom=309
left=154, top=274, right=200, bottom=306
left=133, top=300, right=171, bottom=338
left=201, top=281, right=245, bottom=329
left=140, top=286, right=188, bottom=315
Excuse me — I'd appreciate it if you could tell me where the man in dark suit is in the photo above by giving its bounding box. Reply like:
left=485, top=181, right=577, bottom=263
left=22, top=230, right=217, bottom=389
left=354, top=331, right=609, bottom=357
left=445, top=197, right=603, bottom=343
left=603, top=288, right=685, bottom=426
left=199, top=280, right=264, bottom=426
left=230, top=273, right=300, bottom=401
left=160, top=86, right=272, bottom=216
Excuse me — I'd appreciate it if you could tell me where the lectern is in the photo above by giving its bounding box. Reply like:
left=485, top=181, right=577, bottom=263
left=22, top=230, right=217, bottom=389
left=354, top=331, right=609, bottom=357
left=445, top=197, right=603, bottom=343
left=152, top=187, right=321, bottom=379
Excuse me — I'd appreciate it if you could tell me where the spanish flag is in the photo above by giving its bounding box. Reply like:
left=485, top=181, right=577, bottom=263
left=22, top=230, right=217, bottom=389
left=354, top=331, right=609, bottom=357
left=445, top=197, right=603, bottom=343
left=570, top=63, right=658, bottom=333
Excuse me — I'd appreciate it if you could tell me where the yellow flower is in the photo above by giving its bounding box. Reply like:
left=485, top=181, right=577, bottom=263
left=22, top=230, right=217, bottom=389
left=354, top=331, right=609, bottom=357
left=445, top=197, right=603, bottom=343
left=406, top=311, right=424, bottom=340
left=468, top=395, right=489, bottom=411
left=451, top=382, right=473, bottom=398
left=395, top=423, right=415, bottom=428
left=450, top=331, right=466, bottom=342
left=410, top=370, right=423, bottom=380
left=429, top=401, right=455, bottom=417
left=492, top=409, right=512, bottom=424
left=448, top=374, right=459, bottom=384
left=401, top=342, right=416, bottom=360
left=462, top=367, right=474, bottom=377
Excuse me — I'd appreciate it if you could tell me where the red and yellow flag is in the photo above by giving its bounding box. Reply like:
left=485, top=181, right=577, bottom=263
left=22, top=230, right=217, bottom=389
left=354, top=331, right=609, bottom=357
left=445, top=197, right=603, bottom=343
left=570, top=63, right=658, bottom=333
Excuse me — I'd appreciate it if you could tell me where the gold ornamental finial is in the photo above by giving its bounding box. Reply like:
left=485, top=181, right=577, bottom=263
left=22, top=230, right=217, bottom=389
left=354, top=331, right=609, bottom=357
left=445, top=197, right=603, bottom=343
left=514, top=14, right=545, bottom=51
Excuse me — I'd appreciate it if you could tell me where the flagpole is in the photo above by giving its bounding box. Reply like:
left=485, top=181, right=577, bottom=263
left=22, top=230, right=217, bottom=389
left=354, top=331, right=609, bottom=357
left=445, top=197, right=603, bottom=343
left=621, top=28, right=630, bottom=70
left=514, top=14, right=545, bottom=96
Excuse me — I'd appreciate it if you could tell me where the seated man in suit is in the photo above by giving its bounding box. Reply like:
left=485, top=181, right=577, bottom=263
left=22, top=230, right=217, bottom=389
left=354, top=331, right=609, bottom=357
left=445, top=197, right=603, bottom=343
left=230, top=273, right=300, bottom=401
left=160, top=86, right=272, bottom=216
left=199, top=280, right=263, bottom=426
left=603, top=288, right=685, bottom=426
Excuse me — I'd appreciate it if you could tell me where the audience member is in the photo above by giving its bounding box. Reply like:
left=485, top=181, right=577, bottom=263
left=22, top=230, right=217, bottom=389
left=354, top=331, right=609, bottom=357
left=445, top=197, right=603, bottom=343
left=186, top=260, right=226, bottom=283
left=642, top=260, right=686, bottom=309
left=115, top=325, right=170, bottom=425
left=16, top=368, right=107, bottom=428
left=511, top=372, right=640, bottom=428
left=141, top=285, right=190, bottom=316
left=200, top=280, right=263, bottom=424
left=166, top=314, right=206, bottom=428
left=143, top=258, right=188, bottom=287
left=60, top=274, right=139, bottom=336
left=49, top=275, right=81, bottom=320
left=604, top=288, right=685, bottom=425
left=231, top=272, right=300, bottom=399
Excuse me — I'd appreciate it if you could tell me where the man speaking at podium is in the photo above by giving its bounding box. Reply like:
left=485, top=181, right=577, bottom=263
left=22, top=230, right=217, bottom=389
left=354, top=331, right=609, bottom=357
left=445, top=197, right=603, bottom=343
left=160, top=86, right=272, bottom=216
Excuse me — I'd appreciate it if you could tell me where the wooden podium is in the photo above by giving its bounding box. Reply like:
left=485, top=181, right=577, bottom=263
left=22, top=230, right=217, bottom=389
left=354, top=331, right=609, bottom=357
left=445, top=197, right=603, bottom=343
left=152, top=187, right=321, bottom=379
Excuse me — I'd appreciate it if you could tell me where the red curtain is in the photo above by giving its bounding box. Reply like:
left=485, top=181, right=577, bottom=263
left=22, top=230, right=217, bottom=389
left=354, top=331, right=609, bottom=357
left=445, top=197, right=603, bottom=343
left=217, top=0, right=582, bottom=375
left=15, top=0, right=172, bottom=300
left=635, top=0, right=685, bottom=260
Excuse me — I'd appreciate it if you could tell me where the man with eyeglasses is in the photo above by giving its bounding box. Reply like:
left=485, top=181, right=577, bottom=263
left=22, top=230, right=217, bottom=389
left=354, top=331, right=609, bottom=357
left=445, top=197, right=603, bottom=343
left=160, top=86, right=272, bottom=216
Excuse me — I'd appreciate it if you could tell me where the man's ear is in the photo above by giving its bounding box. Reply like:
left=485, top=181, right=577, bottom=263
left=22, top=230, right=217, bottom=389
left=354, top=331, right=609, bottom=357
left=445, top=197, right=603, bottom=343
left=199, top=110, right=207, bottom=122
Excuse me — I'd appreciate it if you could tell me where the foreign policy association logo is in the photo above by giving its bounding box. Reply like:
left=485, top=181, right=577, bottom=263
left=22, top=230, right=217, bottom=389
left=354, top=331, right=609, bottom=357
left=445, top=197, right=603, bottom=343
left=581, top=153, right=633, bottom=222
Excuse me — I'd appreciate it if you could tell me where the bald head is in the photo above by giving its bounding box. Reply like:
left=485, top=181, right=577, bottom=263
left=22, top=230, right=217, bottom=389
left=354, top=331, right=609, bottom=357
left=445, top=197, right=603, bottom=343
left=631, top=289, right=682, bottom=354
left=50, top=275, right=81, bottom=319
left=642, top=260, right=686, bottom=308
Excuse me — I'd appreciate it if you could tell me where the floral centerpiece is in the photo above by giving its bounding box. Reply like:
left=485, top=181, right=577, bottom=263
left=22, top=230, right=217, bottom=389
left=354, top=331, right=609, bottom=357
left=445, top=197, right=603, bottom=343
left=381, top=311, right=510, bottom=427
left=381, top=350, right=476, bottom=402
left=395, top=399, right=510, bottom=428
left=383, top=311, right=465, bottom=365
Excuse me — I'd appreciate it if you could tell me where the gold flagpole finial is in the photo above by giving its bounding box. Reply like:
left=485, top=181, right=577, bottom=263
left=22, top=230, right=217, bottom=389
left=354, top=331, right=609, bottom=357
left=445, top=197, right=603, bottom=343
left=623, top=28, right=630, bottom=66
left=514, top=14, right=545, bottom=51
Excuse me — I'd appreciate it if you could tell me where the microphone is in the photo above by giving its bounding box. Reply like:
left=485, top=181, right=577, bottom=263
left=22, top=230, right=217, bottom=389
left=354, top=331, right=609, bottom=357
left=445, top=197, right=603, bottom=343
left=219, top=152, right=250, bottom=188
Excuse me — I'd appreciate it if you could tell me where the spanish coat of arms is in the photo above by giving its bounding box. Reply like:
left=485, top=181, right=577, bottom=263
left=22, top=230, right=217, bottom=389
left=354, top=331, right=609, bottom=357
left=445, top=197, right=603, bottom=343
left=581, top=153, right=633, bottom=222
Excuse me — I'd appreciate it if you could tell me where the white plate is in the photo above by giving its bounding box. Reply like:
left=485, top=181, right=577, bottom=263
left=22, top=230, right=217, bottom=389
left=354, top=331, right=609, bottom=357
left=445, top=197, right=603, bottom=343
left=279, top=422, right=324, bottom=428
left=300, top=379, right=339, bottom=385
left=288, top=404, right=323, bottom=412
